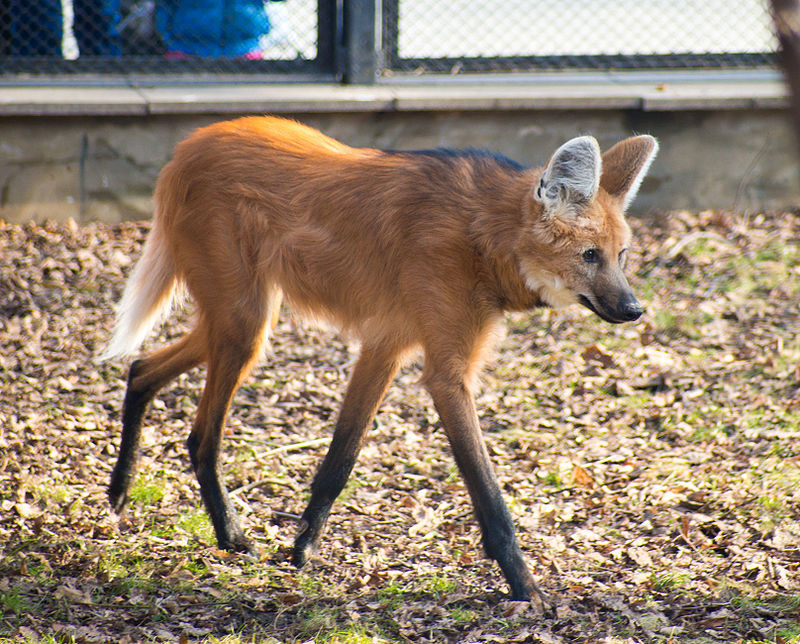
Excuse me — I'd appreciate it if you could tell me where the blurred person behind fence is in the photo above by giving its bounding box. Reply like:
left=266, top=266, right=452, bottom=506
left=75, top=0, right=122, bottom=55
left=0, top=0, right=121, bottom=56
left=155, top=0, right=271, bottom=58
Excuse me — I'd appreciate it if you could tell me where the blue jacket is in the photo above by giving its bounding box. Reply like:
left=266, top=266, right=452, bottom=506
left=156, top=0, right=270, bottom=57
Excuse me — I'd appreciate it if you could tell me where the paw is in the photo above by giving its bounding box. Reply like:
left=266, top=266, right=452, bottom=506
left=507, top=567, right=544, bottom=603
left=107, top=485, right=128, bottom=514
left=221, top=534, right=259, bottom=559
left=292, top=520, right=319, bottom=568
left=508, top=578, right=550, bottom=613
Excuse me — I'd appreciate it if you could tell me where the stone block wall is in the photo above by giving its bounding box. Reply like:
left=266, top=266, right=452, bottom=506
left=1, top=108, right=798, bottom=224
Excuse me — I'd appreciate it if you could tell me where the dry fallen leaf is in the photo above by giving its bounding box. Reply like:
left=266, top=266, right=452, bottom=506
left=572, top=464, right=595, bottom=489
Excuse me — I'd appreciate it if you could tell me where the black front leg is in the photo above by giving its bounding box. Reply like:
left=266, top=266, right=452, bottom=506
left=293, top=345, right=399, bottom=567
left=427, top=375, right=539, bottom=601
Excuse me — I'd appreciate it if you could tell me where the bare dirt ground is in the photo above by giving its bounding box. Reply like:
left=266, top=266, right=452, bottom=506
left=1, top=210, right=799, bottom=643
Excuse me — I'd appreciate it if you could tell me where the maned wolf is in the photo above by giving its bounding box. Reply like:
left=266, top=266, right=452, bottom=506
left=102, top=116, right=657, bottom=600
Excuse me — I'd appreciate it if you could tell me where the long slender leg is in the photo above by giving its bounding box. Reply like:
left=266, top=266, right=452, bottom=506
left=293, top=344, right=400, bottom=567
left=426, top=372, right=539, bottom=601
left=109, top=328, right=206, bottom=513
left=187, top=324, right=267, bottom=554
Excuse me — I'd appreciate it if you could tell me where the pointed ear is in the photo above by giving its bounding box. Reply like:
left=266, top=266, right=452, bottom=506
left=534, top=136, right=601, bottom=217
left=600, top=135, right=658, bottom=210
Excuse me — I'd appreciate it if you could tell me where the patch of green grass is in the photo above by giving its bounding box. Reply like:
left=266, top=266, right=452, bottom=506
left=298, top=572, right=324, bottom=596
left=654, top=307, right=715, bottom=341
left=106, top=568, right=158, bottom=595
left=538, top=470, right=561, bottom=488
left=202, top=637, right=280, bottom=644
left=731, top=592, right=800, bottom=621
left=0, top=636, right=61, bottom=644
left=17, top=555, right=53, bottom=581
left=653, top=309, right=679, bottom=335
left=757, top=494, right=785, bottom=515
left=94, top=545, right=189, bottom=596
left=651, top=571, right=692, bottom=593
left=378, top=574, right=458, bottom=604
left=0, top=586, right=30, bottom=616
left=689, top=423, right=727, bottom=443
left=775, top=626, right=800, bottom=644
left=178, top=507, right=215, bottom=544
left=103, top=554, right=157, bottom=594
left=316, top=625, right=388, bottom=644
left=37, top=483, right=71, bottom=507
left=337, top=474, right=366, bottom=504
left=636, top=273, right=667, bottom=304
left=97, top=553, right=128, bottom=582
left=443, top=463, right=461, bottom=485
left=449, top=606, right=474, bottom=623
left=617, top=393, right=653, bottom=412
left=720, top=244, right=800, bottom=298
left=182, top=557, right=210, bottom=577
left=748, top=408, right=800, bottom=435
left=296, top=605, right=340, bottom=639
left=755, top=467, right=800, bottom=497
left=128, top=472, right=168, bottom=506
left=680, top=237, right=718, bottom=259
left=766, top=442, right=796, bottom=459
left=416, top=573, right=457, bottom=599
left=377, top=580, right=404, bottom=610
left=753, top=246, right=784, bottom=263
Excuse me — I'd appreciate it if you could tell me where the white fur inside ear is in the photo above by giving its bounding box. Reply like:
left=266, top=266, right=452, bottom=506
left=536, top=136, right=602, bottom=213
left=622, top=136, right=659, bottom=210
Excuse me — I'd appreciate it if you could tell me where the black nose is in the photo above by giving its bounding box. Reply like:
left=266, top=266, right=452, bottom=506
left=621, top=299, right=643, bottom=321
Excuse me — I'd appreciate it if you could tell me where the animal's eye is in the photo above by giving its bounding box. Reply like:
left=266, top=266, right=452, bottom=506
left=619, top=248, right=628, bottom=269
left=582, top=248, right=600, bottom=263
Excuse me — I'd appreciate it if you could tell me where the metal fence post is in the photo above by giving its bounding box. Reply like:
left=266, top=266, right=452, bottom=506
left=343, top=0, right=378, bottom=84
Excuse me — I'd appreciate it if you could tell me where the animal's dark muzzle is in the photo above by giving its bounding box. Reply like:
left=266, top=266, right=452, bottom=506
left=579, top=292, right=643, bottom=324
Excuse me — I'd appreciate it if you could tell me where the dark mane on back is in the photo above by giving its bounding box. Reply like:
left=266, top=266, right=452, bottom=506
left=383, top=147, right=528, bottom=173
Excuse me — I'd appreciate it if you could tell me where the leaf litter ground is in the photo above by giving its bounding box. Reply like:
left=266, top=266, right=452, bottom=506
left=1, top=210, right=799, bottom=643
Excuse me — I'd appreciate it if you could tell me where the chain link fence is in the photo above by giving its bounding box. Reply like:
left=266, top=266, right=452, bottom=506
left=0, top=0, right=778, bottom=80
left=382, top=0, right=777, bottom=73
left=0, top=0, right=325, bottom=76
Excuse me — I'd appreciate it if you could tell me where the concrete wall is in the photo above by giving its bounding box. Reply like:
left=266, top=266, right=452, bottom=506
left=1, top=106, right=798, bottom=224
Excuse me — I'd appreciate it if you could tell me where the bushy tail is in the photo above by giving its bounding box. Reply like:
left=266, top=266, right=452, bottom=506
left=100, top=220, right=178, bottom=361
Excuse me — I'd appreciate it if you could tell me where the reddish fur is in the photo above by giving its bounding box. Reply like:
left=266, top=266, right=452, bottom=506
left=150, top=118, right=631, bottom=374
left=106, top=116, right=656, bottom=599
left=153, top=118, right=526, bottom=381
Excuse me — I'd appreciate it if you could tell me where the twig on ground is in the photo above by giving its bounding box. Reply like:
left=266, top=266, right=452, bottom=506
left=230, top=478, right=297, bottom=496
left=663, top=231, right=737, bottom=263
left=272, top=509, right=302, bottom=521
left=262, top=437, right=329, bottom=457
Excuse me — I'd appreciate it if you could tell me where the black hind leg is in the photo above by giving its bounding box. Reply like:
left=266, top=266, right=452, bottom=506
left=108, top=330, right=206, bottom=512
left=108, top=360, right=154, bottom=512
